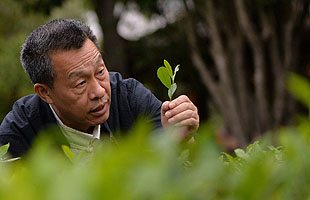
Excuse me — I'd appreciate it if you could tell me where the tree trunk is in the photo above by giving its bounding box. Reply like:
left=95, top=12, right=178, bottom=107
left=92, top=0, right=127, bottom=76
left=184, top=0, right=309, bottom=147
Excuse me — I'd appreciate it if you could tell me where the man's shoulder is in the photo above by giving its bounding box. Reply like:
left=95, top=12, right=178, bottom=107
left=0, top=94, right=55, bottom=157
left=107, top=72, right=162, bottom=132
left=13, top=94, right=46, bottom=117
left=108, top=71, right=161, bottom=110
left=1, top=94, right=51, bottom=126
left=109, top=72, right=153, bottom=99
left=109, top=72, right=140, bottom=90
left=15, top=93, right=42, bottom=106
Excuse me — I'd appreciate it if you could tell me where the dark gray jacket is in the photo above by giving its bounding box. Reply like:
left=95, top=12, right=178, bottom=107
left=0, top=72, right=162, bottom=157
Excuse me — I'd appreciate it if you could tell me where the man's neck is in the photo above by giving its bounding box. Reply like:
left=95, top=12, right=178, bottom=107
left=86, top=126, right=95, bottom=134
left=49, top=104, right=92, bottom=133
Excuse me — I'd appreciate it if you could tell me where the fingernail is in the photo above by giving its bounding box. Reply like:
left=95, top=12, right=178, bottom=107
left=169, top=103, right=175, bottom=108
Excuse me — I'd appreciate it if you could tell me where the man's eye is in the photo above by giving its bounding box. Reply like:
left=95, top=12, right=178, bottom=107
left=98, top=69, right=104, bottom=75
left=76, top=81, right=86, bottom=87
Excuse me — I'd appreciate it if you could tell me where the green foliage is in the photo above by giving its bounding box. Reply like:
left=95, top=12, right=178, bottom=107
left=220, top=141, right=283, bottom=172
left=0, top=143, right=9, bottom=160
left=16, top=0, right=65, bottom=15
left=0, top=0, right=47, bottom=121
left=61, top=145, right=75, bottom=163
left=0, top=143, right=21, bottom=163
left=287, top=73, right=310, bottom=108
left=1, top=117, right=310, bottom=199
left=157, top=59, right=180, bottom=101
left=61, top=145, right=86, bottom=164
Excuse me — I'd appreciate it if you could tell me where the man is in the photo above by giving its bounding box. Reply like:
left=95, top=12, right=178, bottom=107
left=0, top=19, right=199, bottom=157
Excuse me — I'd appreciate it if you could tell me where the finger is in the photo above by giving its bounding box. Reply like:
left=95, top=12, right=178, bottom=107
left=161, top=101, right=170, bottom=113
left=168, top=109, right=199, bottom=124
left=165, top=102, right=197, bottom=119
left=174, top=118, right=199, bottom=131
left=169, top=95, right=191, bottom=109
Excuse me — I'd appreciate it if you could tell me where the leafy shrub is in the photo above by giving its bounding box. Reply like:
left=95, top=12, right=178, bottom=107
left=0, top=117, right=310, bottom=199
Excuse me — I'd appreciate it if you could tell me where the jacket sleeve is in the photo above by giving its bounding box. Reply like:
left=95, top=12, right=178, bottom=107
left=125, top=78, right=163, bottom=129
left=0, top=105, right=32, bottom=157
left=0, top=94, right=56, bottom=157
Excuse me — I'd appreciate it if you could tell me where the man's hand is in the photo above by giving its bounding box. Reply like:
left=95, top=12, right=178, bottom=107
left=161, top=95, right=199, bottom=141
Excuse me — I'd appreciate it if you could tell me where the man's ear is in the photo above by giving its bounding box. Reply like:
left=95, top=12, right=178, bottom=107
left=34, top=83, right=54, bottom=104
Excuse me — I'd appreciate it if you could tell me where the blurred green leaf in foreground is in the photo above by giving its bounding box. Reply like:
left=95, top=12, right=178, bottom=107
left=0, top=117, right=310, bottom=199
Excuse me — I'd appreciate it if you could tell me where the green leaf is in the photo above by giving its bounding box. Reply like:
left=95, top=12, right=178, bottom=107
left=164, top=59, right=173, bottom=78
left=0, top=143, right=9, bottom=159
left=178, top=149, right=190, bottom=163
left=62, top=145, right=75, bottom=163
left=157, top=66, right=171, bottom=89
left=287, top=73, right=310, bottom=108
left=234, top=149, right=249, bottom=160
left=157, top=60, right=180, bottom=100
left=75, top=150, right=86, bottom=162
left=246, top=141, right=261, bottom=155
left=222, top=152, right=235, bottom=163
left=168, top=83, right=177, bottom=101
left=172, top=64, right=179, bottom=82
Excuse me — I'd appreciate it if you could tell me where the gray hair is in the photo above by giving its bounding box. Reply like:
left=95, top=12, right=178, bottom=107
left=20, top=18, right=100, bottom=88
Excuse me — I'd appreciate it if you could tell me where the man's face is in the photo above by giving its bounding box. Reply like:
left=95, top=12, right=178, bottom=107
left=48, top=39, right=111, bottom=132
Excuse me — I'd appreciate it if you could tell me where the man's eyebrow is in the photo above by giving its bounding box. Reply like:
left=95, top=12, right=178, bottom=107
left=68, top=69, right=86, bottom=80
left=96, top=54, right=103, bottom=66
left=90, top=54, right=103, bottom=72
left=68, top=54, right=103, bottom=79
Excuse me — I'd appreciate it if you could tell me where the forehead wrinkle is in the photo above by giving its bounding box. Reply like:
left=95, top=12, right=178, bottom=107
left=73, top=45, right=99, bottom=68
left=68, top=69, right=86, bottom=79
left=96, top=54, right=102, bottom=67
left=92, top=54, right=102, bottom=71
left=67, top=48, right=101, bottom=80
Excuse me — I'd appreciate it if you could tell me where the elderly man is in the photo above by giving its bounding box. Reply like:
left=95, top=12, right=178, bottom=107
left=0, top=19, right=199, bottom=157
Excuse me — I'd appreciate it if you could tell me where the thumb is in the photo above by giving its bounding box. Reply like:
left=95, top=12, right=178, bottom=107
left=161, top=101, right=170, bottom=128
left=161, top=101, right=170, bottom=114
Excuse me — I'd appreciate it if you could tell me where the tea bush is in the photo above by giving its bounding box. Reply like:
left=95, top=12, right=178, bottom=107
left=0, top=117, right=310, bottom=199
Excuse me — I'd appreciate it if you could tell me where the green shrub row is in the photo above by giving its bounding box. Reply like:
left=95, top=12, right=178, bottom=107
left=0, top=116, right=310, bottom=200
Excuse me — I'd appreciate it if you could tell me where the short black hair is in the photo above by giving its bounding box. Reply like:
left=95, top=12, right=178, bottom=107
left=20, top=18, right=100, bottom=88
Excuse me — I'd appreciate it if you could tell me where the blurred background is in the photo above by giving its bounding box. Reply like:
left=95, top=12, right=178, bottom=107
left=0, top=0, right=309, bottom=149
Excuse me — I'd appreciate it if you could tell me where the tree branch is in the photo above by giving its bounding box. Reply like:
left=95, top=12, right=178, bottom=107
left=203, top=0, right=248, bottom=146
left=184, top=18, right=224, bottom=110
left=259, top=8, right=285, bottom=126
left=235, top=0, right=271, bottom=132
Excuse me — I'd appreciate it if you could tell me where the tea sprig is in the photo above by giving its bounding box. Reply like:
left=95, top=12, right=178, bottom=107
left=157, top=59, right=179, bottom=101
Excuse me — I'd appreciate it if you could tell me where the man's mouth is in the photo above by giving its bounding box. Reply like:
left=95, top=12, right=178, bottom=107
left=90, top=103, right=107, bottom=116
left=92, top=105, right=104, bottom=112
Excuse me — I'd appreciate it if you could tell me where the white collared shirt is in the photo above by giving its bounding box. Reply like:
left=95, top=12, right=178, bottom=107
left=49, top=105, right=101, bottom=155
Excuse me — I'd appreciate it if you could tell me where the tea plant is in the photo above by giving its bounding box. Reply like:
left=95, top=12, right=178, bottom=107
left=157, top=59, right=179, bottom=101
left=61, top=145, right=86, bottom=164
left=1, top=117, right=310, bottom=199
left=220, top=141, right=283, bottom=172
left=0, top=143, right=20, bottom=163
left=0, top=143, right=9, bottom=161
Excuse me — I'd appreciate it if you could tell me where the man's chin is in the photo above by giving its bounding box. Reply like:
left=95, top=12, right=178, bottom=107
left=89, top=112, right=109, bottom=125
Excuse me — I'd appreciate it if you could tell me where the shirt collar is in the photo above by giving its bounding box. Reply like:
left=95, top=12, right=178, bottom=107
left=49, top=104, right=101, bottom=152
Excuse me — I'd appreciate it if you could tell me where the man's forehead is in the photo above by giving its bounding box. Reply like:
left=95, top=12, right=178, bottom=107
left=67, top=54, right=103, bottom=79
left=50, top=39, right=100, bottom=63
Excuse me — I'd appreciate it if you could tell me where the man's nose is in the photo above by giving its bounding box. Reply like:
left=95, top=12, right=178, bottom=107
left=89, top=79, right=105, bottom=100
